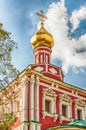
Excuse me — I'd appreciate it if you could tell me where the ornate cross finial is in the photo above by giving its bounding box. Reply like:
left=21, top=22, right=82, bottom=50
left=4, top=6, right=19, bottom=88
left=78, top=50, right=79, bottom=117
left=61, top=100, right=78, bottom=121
left=36, top=10, right=47, bottom=25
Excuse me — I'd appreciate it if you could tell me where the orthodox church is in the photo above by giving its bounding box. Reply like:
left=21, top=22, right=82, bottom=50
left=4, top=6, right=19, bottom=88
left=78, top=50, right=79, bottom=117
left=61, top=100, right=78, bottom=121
left=0, top=11, right=86, bottom=130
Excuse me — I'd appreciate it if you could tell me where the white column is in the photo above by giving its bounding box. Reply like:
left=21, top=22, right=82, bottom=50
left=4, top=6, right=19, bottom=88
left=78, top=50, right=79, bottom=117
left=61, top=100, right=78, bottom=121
left=54, top=98, right=56, bottom=114
left=67, top=104, right=70, bottom=118
left=82, top=108, right=85, bottom=120
left=42, top=92, right=45, bottom=111
left=30, top=74, right=35, bottom=120
left=75, top=103, right=77, bottom=119
left=35, top=76, right=40, bottom=121
left=59, top=99, right=62, bottom=115
left=22, top=76, right=28, bottom=122
left=85, top=105, right=86, bottom=120
left=23, top=125, right=28, bottom=130
left=69, top=102, right=72, bottom=118
left=37, top=125, right=41, bottom=130
left=29, top=123, right=35, bottom=130
left=51, top=99, right=54, bottom=114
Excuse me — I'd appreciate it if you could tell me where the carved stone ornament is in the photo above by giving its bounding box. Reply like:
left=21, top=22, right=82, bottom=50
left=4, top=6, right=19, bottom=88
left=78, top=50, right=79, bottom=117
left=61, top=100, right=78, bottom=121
left=49, top=68, right=57, bottom=74
left=34, top=66, right=43, bottom=71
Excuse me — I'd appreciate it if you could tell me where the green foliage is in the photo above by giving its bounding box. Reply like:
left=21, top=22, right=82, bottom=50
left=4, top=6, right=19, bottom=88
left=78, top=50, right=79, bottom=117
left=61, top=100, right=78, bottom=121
left=0, top=112, right=16, bottom=130
left=0, top=23, right=19, bottom=88
left=0, top=23, right=19, bottom=129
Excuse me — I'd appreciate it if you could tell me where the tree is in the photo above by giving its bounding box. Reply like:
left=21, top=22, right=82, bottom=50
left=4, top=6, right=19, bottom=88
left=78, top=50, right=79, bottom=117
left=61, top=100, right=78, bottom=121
left=0, top=112, right=16, bottom=130
left=0, top=88, right=18, bottom=130
left=0, top=23, right=19, bottom=88
left=0, top=23, right=19, bottom=129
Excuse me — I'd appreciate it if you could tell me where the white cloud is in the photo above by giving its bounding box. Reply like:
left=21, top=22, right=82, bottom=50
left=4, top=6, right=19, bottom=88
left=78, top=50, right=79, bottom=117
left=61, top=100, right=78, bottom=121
left=44, top=0, right=86, bottom=73
left=70, top=6, right=86, bottom=32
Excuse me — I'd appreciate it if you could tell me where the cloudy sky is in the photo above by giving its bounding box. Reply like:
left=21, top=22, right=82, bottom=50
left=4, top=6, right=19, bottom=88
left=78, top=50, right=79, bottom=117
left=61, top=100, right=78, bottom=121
left=0, top=0, right=86, bottom=89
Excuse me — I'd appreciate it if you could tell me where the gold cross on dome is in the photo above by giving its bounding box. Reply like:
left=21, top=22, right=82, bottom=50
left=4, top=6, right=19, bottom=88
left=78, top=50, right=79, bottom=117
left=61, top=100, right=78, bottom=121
left=36, top=10, right=47, bottom=25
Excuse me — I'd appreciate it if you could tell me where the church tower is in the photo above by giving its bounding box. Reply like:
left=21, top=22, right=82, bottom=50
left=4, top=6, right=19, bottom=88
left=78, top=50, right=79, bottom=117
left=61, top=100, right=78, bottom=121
left=31, top=10, right=53, bottom=64
left=30, top=10, right=64, bottom=81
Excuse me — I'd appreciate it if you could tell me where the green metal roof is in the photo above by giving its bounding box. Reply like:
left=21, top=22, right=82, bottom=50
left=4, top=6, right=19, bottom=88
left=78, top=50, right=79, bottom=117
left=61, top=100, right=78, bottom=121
left=63, top=120, right=86, bottom=128
left=63, top=120, right=86, bottom=127
left=48, top=120, right=86, bottom=130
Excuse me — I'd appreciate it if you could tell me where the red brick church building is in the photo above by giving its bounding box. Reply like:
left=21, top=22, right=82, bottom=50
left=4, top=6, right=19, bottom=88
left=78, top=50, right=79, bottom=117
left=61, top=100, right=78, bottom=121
left=0, top=11, right=86, bottom=130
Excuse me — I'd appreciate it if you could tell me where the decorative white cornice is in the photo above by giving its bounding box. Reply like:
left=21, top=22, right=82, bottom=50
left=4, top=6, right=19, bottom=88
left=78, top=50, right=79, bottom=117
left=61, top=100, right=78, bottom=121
left=59, top=115, right=74, bottom=123
left=49, top=68, right=57, bottom=74
left=42, top=111, right=58, bottom=122
left=21, top=75, right=28, bottom=86
left=34, top=66, right=43, bottom=72
left=74, top=98, right=85, bottom=106
left=42, top=88, right=57, bottom=97
left=58, top=93, right=72, bottom=102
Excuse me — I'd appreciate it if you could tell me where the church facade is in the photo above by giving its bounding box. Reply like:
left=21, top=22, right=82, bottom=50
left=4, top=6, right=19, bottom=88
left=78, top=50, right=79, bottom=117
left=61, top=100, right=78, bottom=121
left=0, top=11, right=86, bottom=130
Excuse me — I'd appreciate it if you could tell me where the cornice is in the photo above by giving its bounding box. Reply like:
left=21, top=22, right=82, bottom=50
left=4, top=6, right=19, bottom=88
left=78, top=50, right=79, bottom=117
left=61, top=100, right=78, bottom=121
left=2, top=65, right=86, bottom=96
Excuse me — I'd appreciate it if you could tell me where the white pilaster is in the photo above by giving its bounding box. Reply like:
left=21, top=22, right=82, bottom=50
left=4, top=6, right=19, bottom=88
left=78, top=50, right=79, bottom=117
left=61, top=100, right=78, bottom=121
left=69, top=102, right=72, bottom=118
left=22, top=76, right=28, bottom=122
left=37, top=125, right=41, bottom=130
left=30, top=74, right=35, bottom=120
left=75, top=103, right=77, bottom=119
left=35, top=76, right=40, bottom=121
left=29, top=123, right=35, bottom=130
left=54, top=98, right=56, bottom=114
left=59, top=99, right=62, bottom=115
left=85, top=105, right=86, bottom=120
left=43, top=92, right=45, bottom=111
left=23, top=125, right=28, bottom=130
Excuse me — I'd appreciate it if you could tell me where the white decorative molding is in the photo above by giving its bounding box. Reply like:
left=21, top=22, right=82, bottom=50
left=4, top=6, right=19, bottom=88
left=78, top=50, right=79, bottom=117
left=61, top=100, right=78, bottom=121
left=42, top=88, right=57, bottom=97
left=30, top=74, right=35, bottom=120
left=59, top=93, right=73, bottom=122
left=42, top=111, right=58, bottom=122
left=22, top=75, right=28, bottom=86
left=40, top=82, right=86, bottom=100
left=74, top=98, right=86, bottom=120
left=59, top=93, right=72, bottom=102
left=35, top=76, right=40, bottom=121
left=74, top=98, right=85, bottom=106
left=59, top=115, right=72, bottom=123
left=29, top=121, right=41, bottom=130
left=34, top=66, right=43, bottom=72
left=49, top=68, right=57, bottom=74
left=42, top=88, right=58, bottom=122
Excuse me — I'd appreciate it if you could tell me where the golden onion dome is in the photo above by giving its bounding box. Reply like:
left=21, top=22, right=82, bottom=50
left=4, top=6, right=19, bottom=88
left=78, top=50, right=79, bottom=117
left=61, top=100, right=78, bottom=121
left=31, top=24, right=54, bottom=49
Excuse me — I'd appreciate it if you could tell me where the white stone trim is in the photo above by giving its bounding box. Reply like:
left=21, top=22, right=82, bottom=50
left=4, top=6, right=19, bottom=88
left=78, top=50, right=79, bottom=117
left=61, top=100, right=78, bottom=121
left=29, top=122, right=41, bottom=130
left=59, top=94, right=73, bottom=123
left=74, top=98, right=86, bottom=120
left=34, top=66, right=43, bottom=72
left=42, top=88, right=58, bottom=121
left=40, top=54, right=43, bottom=63
left=34, top=49, right=51, bottom=55
left=30, top=74, right=35, bottom=120
left=22, top=76, right=28, bottom=122
left=35, top=76, right=40, bottom=121
left=40, top=82, right=86, bottom=100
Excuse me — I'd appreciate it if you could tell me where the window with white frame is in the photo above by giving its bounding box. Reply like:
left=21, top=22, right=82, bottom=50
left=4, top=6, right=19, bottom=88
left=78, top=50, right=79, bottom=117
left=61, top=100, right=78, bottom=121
left=40, top=54, right=43, bottom=63
left=77, top=109, right=82, bottom=120
left=45, top=99, right=51, bottom=113
left=59, top=93, right=73, bottom=123
left=35, top=55, right=38, bottom=64
left=62, top=104, right=68, bottom=117
left=45, top=54, right=48, bottom=63
left=74, top=98, right=86, bottom=120
left=45, top=96, right=54, bottom=114
left=42, top=88, right=58, bottom=121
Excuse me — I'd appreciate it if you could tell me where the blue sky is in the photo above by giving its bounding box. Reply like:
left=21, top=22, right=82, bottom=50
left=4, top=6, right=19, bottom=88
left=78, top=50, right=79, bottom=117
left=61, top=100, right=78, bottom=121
left=0, top=0, right=86, bottom=89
